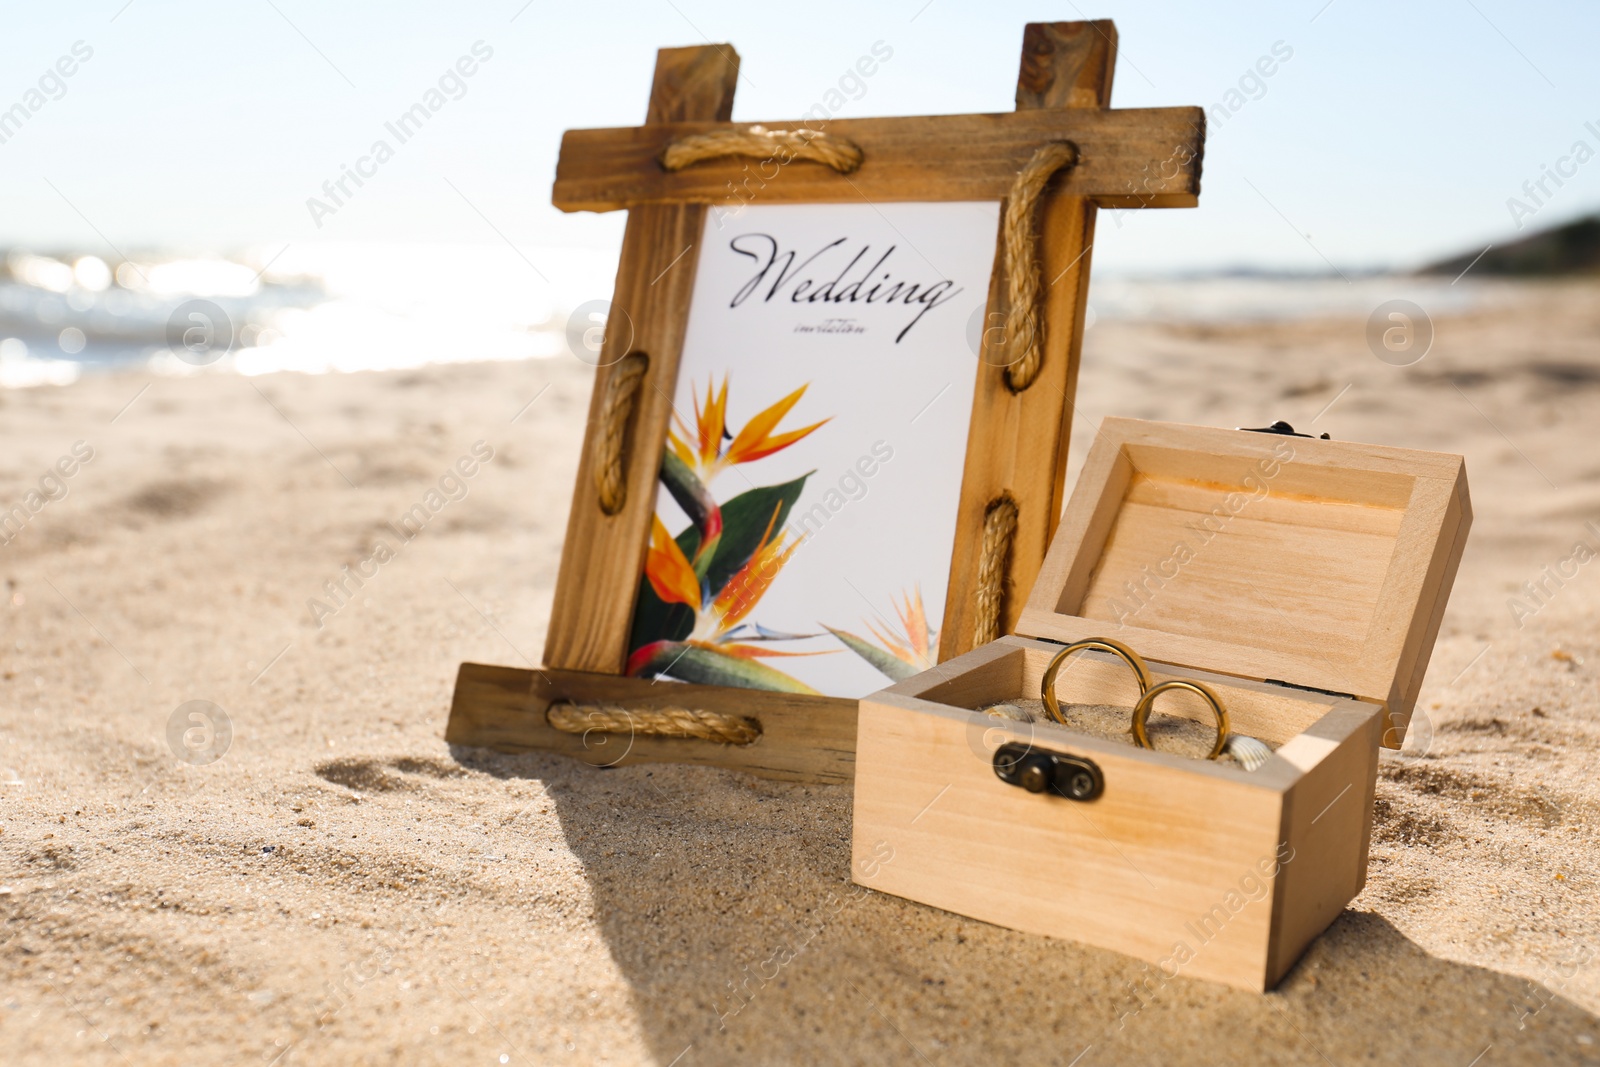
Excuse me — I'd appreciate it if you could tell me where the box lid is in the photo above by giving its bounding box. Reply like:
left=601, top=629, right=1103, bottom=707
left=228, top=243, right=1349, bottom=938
left=1017, top=418, right=1471, bottom=747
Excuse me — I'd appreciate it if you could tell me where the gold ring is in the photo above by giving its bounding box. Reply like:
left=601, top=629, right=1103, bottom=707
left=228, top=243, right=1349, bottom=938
left=1040, top=637, right=1153, bottom=726
left=1131, top=680, right=1230, bottom=760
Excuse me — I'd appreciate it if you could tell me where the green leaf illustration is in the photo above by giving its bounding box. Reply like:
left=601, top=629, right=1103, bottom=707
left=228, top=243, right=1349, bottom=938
left=627, top=472, right=811, bottom=655
left=660, top=450, right=717, bottom=533
left=631, top=641, right=820, bottom=694
left=825, top=626, right=919, bottom=682
left=701, top=473, right=810, bottom=599
left=660, top=450, right=722, bottom=578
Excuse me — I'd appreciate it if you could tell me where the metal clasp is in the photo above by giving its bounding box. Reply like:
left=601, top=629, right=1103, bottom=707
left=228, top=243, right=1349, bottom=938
left=1237, top=419, right=1330, bottom=440
left=993, top=741, right=1104, bottom=802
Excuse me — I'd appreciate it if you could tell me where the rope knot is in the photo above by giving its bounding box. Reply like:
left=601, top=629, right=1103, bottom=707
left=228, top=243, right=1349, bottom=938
left=593, top=353, right=649, bottom=516
left=660, top=125, right=864, bottom=174
left=547, top=702, right=762, bottom=746
left=999, top=140, right=1079, bottom=392
left=973, top=494, right=1020, bottom=646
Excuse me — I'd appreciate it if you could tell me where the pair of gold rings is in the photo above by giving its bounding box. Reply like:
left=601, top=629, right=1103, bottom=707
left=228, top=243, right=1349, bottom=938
left=1039, top=637, right=1231, bottom=760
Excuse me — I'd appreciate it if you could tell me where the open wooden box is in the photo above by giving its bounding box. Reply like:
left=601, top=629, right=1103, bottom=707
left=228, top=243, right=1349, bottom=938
left=851, top=417, right=1471, bottom=991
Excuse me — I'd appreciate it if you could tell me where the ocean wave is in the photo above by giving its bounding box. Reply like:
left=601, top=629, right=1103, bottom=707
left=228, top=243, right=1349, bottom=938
left=0, top=243, right=616, bottom=385
left=0, top=339, right=80, bottom=388
left=0, top=244, right=1521, bottom=387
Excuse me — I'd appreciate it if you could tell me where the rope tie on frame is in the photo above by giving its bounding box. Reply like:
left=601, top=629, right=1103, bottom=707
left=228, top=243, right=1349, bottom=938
left=592, top=353, right=649, bottom=516
left=546, top=702, right=763, bottom=745
left=659, top=125, right=864, bottom=174
left=972, top=494, right=1020, bottom=647
left=999, top=140, right=1079, bottom=392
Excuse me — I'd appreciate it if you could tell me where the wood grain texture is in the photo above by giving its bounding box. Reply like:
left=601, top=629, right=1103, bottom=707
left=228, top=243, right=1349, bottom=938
left=1016, top=20, right=1117, bottom=109
left=1389, top=472, right=1473, bottom=745
left=853, top=692, right=1285, bottom=991
left=1017, top=418, right=1471, bottom=733
left=646, top=45, right=740, bottom=125
left=853, top=632, right=1376, bottom=990
left=448, top=663, right=856, bottom=783
left=552, top=107, right=1203, bottom=212
left=939, top=21, right=1122, bottom=662
left=542, top=45, right=738, bottom=675
left=911, top=638, right=1028, bottom=710
left=1266, top=702, right=1381, bottom=985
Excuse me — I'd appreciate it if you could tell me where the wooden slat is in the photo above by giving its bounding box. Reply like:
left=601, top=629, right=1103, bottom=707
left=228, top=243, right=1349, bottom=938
left=542, top=44, right=739, bottom=674
left=938, top=21, right=1119, bottom=661
left=552, top=107, right=1203, bottom=212
left=1266, top=702, right=1381, bottom=984
left=447, top=663, right=856, bottom=783
left=645, top=44, right=740, bottom=125
left=913, top=639, right=1027, bottom=710
left=1388, top=473, right=1472, bottom=746
left=1367, top=465, right=1472, bottom=740
left=1015, top=20, right=1118, bottom=109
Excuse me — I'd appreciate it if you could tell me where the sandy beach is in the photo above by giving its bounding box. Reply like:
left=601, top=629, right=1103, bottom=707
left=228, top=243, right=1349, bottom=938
left=2, top=279, right=1598, bottom=1065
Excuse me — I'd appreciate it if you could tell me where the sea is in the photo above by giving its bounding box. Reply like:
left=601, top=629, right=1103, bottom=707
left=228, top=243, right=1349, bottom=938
left=0, top=243, right=1517, bottom=389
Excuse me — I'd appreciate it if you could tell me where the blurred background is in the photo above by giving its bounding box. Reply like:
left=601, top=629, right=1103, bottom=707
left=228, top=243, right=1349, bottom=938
left=0, top=0, right=1595, bottom=387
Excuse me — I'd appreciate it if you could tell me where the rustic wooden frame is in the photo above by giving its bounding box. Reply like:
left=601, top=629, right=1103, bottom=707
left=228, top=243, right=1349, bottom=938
left=447, top=22, right=1206, bottom=783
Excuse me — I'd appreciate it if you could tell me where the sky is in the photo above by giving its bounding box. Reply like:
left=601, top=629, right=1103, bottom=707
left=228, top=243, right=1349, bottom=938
left=1, top=0, right=1597, bottom=276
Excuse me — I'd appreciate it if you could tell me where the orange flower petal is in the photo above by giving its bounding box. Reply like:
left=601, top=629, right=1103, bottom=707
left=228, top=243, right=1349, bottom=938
left=710, top=642, right=834, bottom=660
left=644, top=515, right=701, bottom=611
left=720, top=540, right=800, bottom=630
left=866, top=618, right=916, bottom=666
left=695, top=376, right=729, bottom=465
left=725, top=384, right=828, bottom=465
left=666, top=424, right=695, bottom=470
left=897, top=587, right=931, bottom=661
left=730, top=419, right=830, bottom=464
left=713, top=504, right=799, bottom=631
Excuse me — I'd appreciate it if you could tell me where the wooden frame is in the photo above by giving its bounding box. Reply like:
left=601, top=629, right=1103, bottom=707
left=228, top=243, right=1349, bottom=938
left=447, top=22, right=1207, bottom=782
left=449, top=664, right=856, bottom=783
left=552, top=108, right=1201, bottom=211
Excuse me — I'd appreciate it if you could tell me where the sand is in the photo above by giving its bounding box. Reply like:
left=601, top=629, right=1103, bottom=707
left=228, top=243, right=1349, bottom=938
left=2, top=279, right=1599, bottom=1065
left=978, top=699, right=1267, bottom=764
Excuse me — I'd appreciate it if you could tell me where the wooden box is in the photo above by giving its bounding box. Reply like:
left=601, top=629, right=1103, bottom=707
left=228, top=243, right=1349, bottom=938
left=851, top=417, right=1471, bottom=991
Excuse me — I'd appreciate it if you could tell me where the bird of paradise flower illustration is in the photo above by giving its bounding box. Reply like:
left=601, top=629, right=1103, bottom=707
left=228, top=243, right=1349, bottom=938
left=627, top=375, right=830, bottom=692
left=825, top=586, right=938, bottom=682
left=668, top=376, right=826, bottom=489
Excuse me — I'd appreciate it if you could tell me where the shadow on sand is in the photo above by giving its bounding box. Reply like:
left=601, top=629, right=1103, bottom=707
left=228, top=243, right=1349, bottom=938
left=452, top=746, right=1600, bottom=1066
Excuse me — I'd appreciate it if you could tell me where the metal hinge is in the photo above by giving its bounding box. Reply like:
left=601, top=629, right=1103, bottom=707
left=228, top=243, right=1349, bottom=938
left=1238, top=419, right=1330, bottom=440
